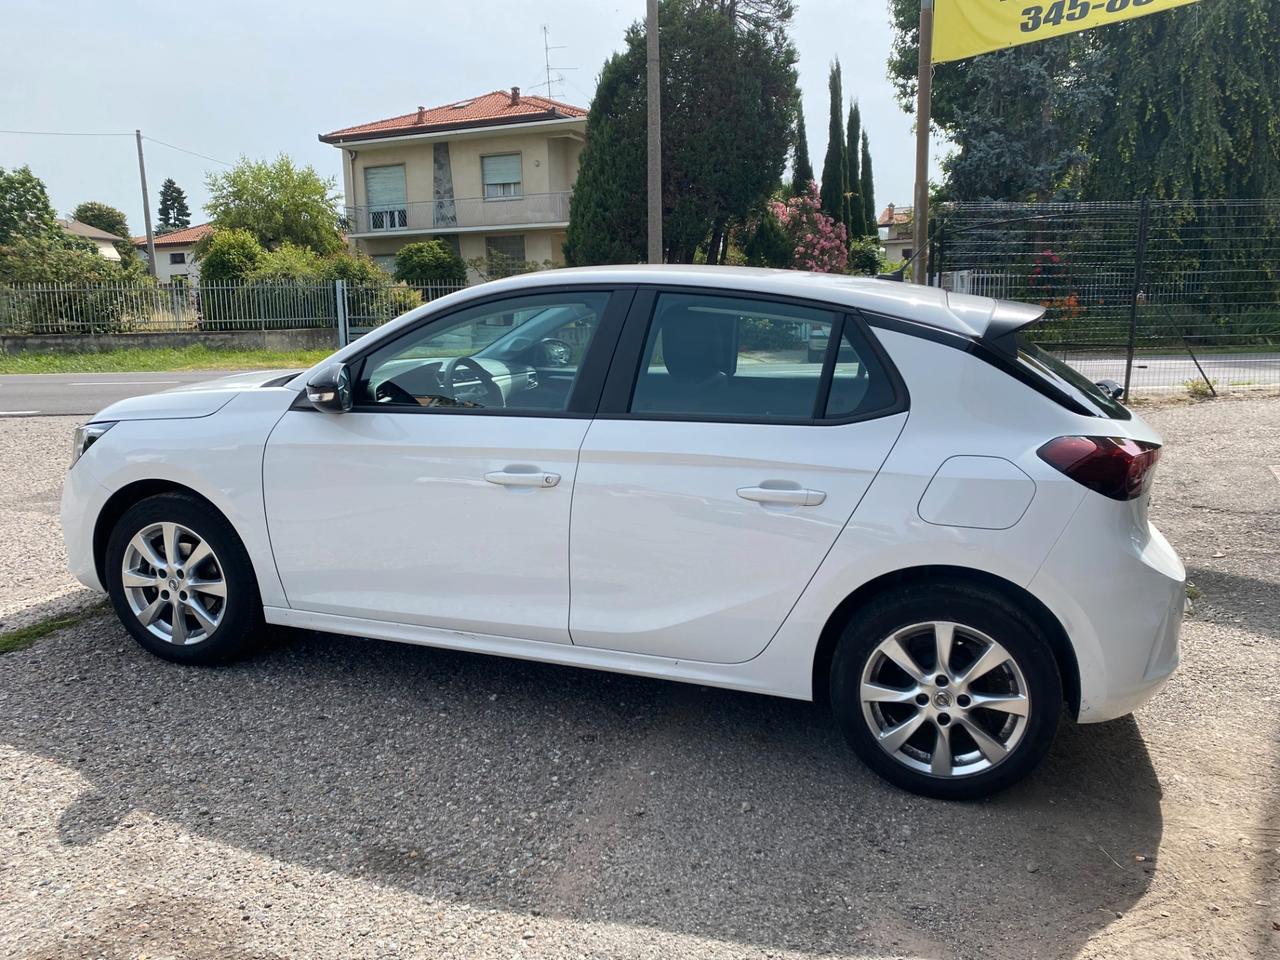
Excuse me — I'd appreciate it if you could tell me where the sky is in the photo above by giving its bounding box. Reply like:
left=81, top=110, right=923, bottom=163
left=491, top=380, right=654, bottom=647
left=1, top=0, right=945, bottom=239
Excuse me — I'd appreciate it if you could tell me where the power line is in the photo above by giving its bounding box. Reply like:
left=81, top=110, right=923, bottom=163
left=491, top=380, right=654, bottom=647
left=0, top=129, right=130, bottom=137
left=142, top=136, right=232, bottom=167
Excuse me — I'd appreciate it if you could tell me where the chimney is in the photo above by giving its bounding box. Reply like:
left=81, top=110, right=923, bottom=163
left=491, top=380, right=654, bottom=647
left=509, top=86, right=520, bottom=106
left=415, top=105, right=426, bottom=124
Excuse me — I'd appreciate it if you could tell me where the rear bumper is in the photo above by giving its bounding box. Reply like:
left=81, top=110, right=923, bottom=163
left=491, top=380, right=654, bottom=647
left=1029, top=497, right=1184, bottom=724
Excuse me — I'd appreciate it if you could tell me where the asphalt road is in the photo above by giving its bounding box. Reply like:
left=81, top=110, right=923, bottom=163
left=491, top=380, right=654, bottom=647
left=1059, top=352, right=1280, bottom=392
left=0, top=370, right=237, bottom=417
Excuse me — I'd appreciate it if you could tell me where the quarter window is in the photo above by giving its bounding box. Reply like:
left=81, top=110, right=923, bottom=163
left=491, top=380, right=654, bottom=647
left=481, top=154, right=522, bottom=199
left=356, top=292, right=609, bottom=413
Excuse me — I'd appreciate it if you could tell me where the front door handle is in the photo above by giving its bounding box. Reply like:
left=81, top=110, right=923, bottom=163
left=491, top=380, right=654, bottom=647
left=485, top=469, right=561, bottom=488
left=736, top=484, right=826, bottom=507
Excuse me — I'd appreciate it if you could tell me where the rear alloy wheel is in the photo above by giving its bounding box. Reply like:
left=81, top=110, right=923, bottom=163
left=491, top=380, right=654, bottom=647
left=831, top=586, right=1061, bottom=799
left=106, top=493, right=263, bottom=664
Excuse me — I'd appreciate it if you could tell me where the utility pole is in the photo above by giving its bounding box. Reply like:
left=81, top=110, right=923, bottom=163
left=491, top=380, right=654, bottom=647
left=912, top=0, right=934, bottom=285
left=135, top=130, right=157, bottom=277
left=646, top=0, right=662, bottom=264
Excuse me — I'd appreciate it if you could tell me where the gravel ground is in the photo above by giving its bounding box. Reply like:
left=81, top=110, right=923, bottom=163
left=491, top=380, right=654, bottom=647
left=0, top=399, right=1277, bottom=960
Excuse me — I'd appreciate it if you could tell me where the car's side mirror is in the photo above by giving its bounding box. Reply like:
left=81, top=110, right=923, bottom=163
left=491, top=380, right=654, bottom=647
left=306, top=362, right=353, bottom=412
left=1095, top=379, right=1125, bottom=401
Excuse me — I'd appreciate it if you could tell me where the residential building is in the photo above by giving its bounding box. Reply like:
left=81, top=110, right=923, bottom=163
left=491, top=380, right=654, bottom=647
left=320, top=88, right=587, bottom=277
left=878, top=204, right=913, bottom=265
left=131, top=223, right=212, bottom=283
left=59, top=218, right=124, bottom=260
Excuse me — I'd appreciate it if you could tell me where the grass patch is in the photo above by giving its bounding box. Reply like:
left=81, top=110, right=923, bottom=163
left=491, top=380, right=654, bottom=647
left=0, top=344, right=334, bottom=375
left=0, top=602, right=111, bottom=654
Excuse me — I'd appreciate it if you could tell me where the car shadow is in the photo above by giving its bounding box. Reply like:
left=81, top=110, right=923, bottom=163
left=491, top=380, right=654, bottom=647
left=1, top=622, right=1163, bottom=959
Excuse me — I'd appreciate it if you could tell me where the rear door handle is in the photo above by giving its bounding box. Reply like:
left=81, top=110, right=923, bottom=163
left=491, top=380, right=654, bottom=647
left=485, top=469, right=561, bottom=488
left=736, top=485, right=826, bottom=507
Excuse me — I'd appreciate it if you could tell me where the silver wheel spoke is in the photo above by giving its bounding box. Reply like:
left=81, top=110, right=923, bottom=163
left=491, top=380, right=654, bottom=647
left=129, top=534, right=165, bottom=572
left=881, top=635, right=927, bottom=684
left=861, top=681, right=920, bottom=704
left=185, top=597, right=219, bottom=633
left=122, top=569, right=158, bottom=590
left=957, top=640, right=1012, bottom=687
left=968, top=693, right=1030, bottom=717
left=930, top=723, right=953, bottom=777
left=933, top=622, right=955, bottom=678
left=878, top=711, right=926, bottom=753
left=170, top=606, right=188, bottom=644
left=136, top=596, right=166, bottom=626
left=959, top=717, right=1008, bottom=764
left=187, top=577, right=226, bottom=599
left=185, top=539, right=213, bottom=570
left=160, top=522, right=180, bottom=568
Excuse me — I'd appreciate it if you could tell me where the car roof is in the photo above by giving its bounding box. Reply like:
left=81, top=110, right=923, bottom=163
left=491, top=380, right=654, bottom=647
left=467, top=265, right=1040, bottom=342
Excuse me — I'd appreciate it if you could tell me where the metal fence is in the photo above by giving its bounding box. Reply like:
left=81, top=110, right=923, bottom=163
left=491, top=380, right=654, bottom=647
left=934, top=200, right=1280, bottom=395
left=0, top=280, right=468, bottom=341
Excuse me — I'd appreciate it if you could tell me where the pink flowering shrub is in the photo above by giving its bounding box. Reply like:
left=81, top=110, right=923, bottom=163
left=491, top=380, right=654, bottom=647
left=767, top=182, right=848, bottom=274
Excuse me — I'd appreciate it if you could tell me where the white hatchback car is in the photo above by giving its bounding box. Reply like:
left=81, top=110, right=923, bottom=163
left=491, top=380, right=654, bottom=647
left=61, top=266, right=1184, bottom=798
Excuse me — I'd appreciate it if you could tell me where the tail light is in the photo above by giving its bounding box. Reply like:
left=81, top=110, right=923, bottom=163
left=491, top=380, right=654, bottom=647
left=1037, top=436, right=1162, bottom=501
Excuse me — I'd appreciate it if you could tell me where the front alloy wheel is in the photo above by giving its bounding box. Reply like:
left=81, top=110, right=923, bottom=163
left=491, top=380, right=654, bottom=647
left=121, top=521, right=228, bottom=645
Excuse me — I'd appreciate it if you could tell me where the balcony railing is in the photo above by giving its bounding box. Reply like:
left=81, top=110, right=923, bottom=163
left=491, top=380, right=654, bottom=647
left=346, top=192, right=571, bottom=235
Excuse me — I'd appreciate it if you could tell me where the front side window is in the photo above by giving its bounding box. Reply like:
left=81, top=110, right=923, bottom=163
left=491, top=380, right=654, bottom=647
left=356, top=291, right=609, bottom=413
left=482, top=154, right=522, bottom=199
left=630, top=294, right=837, bottom=421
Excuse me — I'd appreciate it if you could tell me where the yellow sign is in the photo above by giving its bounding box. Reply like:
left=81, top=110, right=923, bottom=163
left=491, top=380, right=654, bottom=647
left=932, top=0, right=1202, bottom=63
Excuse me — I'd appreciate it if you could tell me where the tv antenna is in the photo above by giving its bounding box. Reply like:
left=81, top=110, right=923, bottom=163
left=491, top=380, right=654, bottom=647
left=533, top=25, right=576, bottom=100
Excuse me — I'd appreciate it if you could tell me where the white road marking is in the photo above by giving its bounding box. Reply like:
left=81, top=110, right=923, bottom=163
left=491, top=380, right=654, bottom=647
left=0, top=410, right=40, bottom=417
left=67, top=380, right=181, bottom=386
left=1269, top=465, right=1280, bottom=483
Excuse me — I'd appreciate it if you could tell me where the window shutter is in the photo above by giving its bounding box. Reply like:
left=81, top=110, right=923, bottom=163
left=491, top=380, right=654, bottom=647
left=481, top=154, right=521, bottom=186
left=364, top=166, right=407, bottom=208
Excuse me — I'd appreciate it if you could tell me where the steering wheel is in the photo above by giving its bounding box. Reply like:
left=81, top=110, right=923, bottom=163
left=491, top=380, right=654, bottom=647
left=438, top=356, right=504, bottom=409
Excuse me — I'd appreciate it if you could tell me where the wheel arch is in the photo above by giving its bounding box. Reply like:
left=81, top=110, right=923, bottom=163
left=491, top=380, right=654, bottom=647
left=93, top=479, right=226, bottom=588
left=811, top=565, right=1081, bottom=718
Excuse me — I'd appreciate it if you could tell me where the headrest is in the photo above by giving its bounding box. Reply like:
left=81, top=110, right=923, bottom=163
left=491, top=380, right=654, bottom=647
left=657, top=305, right=736, bottom=381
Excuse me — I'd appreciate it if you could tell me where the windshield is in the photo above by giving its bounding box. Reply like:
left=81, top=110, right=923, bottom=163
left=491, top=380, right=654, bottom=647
left=1016, top=336, right=1132, bottom=420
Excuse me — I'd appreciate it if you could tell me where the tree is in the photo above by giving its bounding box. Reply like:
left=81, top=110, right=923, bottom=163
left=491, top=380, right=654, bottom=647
left=887, top=1, right=1102, bottom=202
left=819, top=61, right=847, bottom=228
left=1084, top=0, right=1280, bottom=200
left=394, top=240, right=466, bottom=285
left=197, top=228, right=265, bottom=284
left=157, top=178, right=191, bottom=233
left=743, top=209, right=793, bottom=268
left=859, top=130, right=876, bottom=236
left=844, top=100, right=865, bottom=237
left=565, top=0, right=799, bottom=265
left=0, top=165, right=58, bottom=244
left=71, top=200, right=136, bottom=261
left=790, top=101, right=814, bottom=196
left=204, top=155, right=343, bottom=254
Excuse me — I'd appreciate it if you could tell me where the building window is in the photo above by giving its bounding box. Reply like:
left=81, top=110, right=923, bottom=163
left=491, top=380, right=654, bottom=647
left=484, top=235, right=527, bottom=278
left=372, top=254, right=397, bottom=274
left=169, top=252, right=186, bottom=265
left=481, top=154, right=522, bottom=199
left=364, top=165, right=408, bottom=230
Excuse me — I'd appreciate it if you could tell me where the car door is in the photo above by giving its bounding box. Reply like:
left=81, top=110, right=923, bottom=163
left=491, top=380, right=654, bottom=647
left=263, top=287, right=629, bottom=643
left=568, top=288, right=908, bottom=663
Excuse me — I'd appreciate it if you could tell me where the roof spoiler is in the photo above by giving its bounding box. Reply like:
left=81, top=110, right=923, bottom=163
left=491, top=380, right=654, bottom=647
left=982, top=300, right=1046, bottom=360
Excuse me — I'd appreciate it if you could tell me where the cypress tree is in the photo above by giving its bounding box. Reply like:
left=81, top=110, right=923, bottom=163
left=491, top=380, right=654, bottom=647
left=790, top=102, right=814, bottom=195
left=860, top=130, right=876, bottom=237
left=819, top=61, right=847, bottom=227
left=845, top=100, right=865, bottom=237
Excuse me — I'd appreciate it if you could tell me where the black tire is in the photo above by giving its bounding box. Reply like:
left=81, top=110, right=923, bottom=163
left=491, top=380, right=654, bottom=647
left=829, top=583, right=1062, bottom=800
left=105, top=493, right=265, bottom=665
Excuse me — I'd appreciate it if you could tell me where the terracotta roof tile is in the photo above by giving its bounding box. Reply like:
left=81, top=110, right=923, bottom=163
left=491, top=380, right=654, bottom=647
left=878, top=205, right=912, bottom=227
left=132, top=222, right=212, bottom=248
left=321, top=89, right=586, bottom=143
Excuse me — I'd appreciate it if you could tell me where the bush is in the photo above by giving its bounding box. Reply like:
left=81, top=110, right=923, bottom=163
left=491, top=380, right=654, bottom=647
left=322, top=251, right=389, bottom=285
left=394, top=241, right=465, bottom=285
left=744, top=211, right=793, bottom=268
left=464, top=253, right=553, bottom=282
left=198, top=228, right=264, bottom=284
left=847, top=235, right=885, bottom=276
left=244, top=242, right=324, bottom=283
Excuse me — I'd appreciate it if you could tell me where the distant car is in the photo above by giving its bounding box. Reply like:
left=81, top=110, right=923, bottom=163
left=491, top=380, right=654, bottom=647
left=61, top=266, right=1183, bottom=799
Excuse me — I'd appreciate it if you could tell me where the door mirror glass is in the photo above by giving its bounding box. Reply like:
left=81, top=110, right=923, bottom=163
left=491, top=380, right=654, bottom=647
left=306, top=362, right=353, bottom=412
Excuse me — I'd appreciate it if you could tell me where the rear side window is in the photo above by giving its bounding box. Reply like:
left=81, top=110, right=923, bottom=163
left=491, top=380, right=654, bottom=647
left=628, top=292, right=899, bottom=423
left=1016, top=336, right=1132, bottom=420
